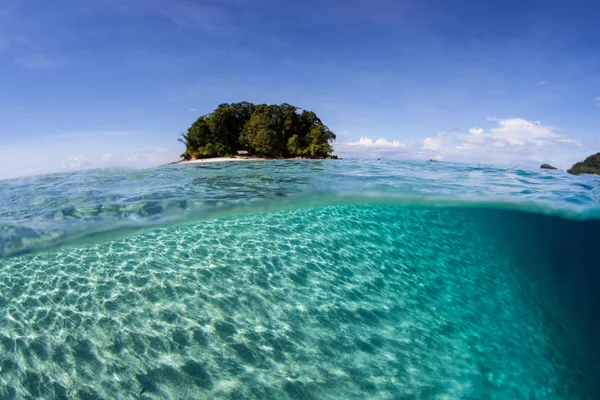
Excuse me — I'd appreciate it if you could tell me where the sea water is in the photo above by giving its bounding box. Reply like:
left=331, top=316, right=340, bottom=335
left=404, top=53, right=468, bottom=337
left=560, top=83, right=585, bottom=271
left=0, top=160, right=598, bottom=399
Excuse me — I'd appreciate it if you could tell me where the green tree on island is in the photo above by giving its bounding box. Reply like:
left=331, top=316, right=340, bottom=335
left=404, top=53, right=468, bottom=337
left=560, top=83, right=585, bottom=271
left=568, top=152, right=600, bottom=175
left=179, top=102, right=336, bottom=160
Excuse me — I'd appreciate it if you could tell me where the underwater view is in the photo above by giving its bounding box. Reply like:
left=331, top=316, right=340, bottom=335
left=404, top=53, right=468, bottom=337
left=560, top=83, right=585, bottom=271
left=0, top=160, right=599, bottom=399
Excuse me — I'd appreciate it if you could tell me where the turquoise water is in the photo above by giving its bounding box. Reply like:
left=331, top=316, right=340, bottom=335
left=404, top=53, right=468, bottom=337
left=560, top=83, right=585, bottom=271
left=0, top=160, right=599, bottom=398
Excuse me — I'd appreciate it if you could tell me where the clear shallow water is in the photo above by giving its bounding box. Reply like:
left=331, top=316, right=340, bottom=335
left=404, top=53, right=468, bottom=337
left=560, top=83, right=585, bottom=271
left=2, top=160, right=600, bottom=258
left=0, top=160, right=599, bottom=398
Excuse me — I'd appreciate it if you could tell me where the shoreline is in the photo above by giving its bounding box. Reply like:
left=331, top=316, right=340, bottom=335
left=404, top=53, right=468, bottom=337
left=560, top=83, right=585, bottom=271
left=175, top=156, right=266, bottom=165
left=174, top=156, right=339, bottom=165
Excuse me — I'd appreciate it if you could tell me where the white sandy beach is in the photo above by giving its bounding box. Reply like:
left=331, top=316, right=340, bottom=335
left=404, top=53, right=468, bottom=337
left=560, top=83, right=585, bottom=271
left=176, top=156, right=267, bottom=164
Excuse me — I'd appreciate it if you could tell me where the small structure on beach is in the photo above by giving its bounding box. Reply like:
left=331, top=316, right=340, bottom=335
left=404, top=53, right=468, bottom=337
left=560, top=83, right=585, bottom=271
left=237, top=150, right=249, bottom=156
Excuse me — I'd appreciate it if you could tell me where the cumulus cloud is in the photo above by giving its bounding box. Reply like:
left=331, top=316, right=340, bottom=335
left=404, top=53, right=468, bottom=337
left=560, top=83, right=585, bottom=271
left=61, top=153, right=114, bottom=169
left=485, top=118, right=556, bottom=145
left=334, top=136, right=408, bottom=159
left=62, top=156, right=100, bottom=169
left=348, top=137, right=405, bottom=148
left=60, top=149, right=175, bottom=171
left=422, top=133, right=443, bottom=151
left=409, top=117, right=594, bottom=167
left=0, top=131, right=180, bottom=180
left=420, top=117, right=587, bottom=167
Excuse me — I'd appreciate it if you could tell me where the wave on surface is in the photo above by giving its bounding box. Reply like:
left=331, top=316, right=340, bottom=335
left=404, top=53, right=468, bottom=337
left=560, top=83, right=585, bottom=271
left=1, top=160, right=599, bottom=258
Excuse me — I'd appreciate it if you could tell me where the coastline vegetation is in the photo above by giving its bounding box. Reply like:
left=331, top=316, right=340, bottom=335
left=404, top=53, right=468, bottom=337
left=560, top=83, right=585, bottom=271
left=567, top=153, right=600, bottom=175
left=179, top=102, right=336, bottom=160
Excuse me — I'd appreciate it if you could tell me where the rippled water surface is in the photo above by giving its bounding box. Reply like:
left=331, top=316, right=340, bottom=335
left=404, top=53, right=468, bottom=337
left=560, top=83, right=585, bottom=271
left=0, top=160, right=599, bottom=398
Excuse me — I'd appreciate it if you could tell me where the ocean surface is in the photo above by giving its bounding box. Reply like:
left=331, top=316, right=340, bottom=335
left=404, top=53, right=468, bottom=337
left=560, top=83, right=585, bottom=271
left=0, top=159, right=599, bottom=399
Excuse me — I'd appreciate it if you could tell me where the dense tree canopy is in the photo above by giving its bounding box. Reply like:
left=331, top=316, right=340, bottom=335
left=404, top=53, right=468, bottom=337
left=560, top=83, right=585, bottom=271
left=179, top=102, right=336, bottom=160
left=568, top=153, right=600, bottom=175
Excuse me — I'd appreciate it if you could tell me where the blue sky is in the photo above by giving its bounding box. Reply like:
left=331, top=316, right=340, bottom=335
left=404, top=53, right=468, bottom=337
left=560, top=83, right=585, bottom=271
left=1, top=0, right=599, bottom=178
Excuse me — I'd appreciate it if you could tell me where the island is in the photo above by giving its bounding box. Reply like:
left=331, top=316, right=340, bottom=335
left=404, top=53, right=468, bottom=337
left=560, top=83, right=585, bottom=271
left=179, top=102, right=336, bottom=160
left=567, top=153, right=600, bottom=175
left=540, top=164, right=557, bottom=170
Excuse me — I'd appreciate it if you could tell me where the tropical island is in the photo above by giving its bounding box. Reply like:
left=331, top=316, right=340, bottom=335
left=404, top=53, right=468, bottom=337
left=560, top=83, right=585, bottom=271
left=179, top=102, right=336, bottom=161
left=568, top=152, right=600, bottom=175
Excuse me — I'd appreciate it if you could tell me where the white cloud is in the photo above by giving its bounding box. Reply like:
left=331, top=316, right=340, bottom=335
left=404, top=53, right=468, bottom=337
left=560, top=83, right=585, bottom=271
left=348, top=137, right=405, bottom=148
left=407, top=117, right=595, bottom=168
left=555, top=138, right=581, bottom=145
left=61, top=153, right=114, bottom=169
left=0, top=131, right=181, bottom=180
left=59, top=148, right=175, bottom=171
left=486, top=118, right=555, bottom=145
left=422, top=133, right=443, bottom=151
left=537, top=80, right=548, bottom=85
left=189, top=108, right=196, bottom=112
left=62, top=156, right=98, bottom=169
left=422, top=118, right=588, bottom=168
left=335, top=136, right=408, bottom=159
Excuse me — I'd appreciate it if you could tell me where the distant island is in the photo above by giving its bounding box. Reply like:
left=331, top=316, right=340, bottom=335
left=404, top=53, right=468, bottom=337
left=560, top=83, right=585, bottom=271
left=568, top=153, right=600, bottom=175
left=540, top=163, right=557, bottom=170
left=179, top=102, right=336, bottom=160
